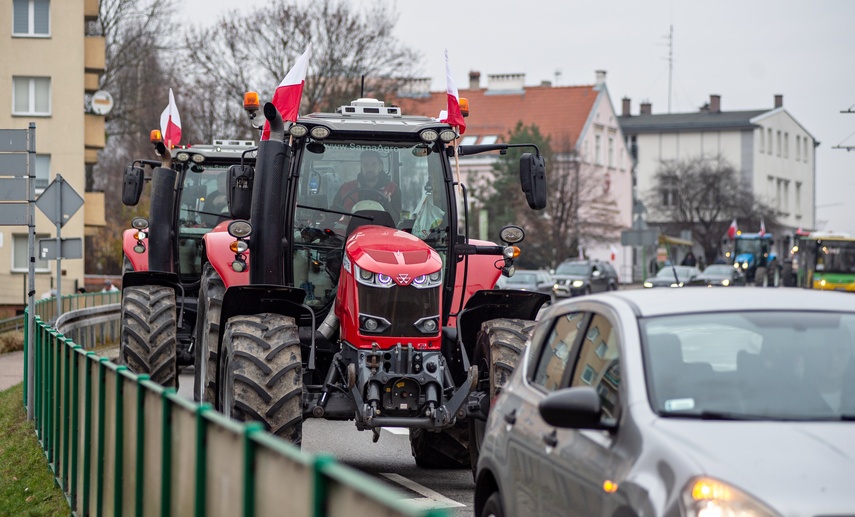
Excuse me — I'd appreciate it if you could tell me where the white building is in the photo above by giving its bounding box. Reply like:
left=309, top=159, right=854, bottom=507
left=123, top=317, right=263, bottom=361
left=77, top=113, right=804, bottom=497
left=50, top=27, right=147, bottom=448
left=619, top=94, right=816, bottom=232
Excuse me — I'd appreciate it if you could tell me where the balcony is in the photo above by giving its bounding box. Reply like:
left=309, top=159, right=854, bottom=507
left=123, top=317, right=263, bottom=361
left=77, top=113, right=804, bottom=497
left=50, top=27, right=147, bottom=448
left=84, top=114, right=105, bottom=150
left=84, top=0, right=99, bottom=22
left=84, top=36, right=105, bottom=74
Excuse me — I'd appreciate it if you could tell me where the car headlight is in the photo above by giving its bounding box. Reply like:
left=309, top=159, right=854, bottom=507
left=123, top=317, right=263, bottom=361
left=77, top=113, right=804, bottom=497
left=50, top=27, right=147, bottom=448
left=721, top=279, right=730, bottom=286
left=572, top=280, right=585, bottom=288
left=681, top=477, right=781, bottom=517
left=643, top=282, right=653, bottom=288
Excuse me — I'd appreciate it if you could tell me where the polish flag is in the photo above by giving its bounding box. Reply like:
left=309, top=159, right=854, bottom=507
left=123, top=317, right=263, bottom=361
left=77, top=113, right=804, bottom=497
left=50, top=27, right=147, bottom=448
left=262, top=44, right=312, bottom=141
left=610, top=245, right=617, bottom=262
left=727, top=219, right=738, bottom=240
left=439, top=49, right=466, bottom=134
left=159, top=88, right=182, bottom=148
left=759, top=219, right=766, bottom=237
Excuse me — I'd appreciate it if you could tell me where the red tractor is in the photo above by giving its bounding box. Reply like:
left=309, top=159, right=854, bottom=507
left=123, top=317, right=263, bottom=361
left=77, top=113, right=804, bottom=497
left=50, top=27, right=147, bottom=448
left=120, top=134, right=256, bottom=387
left=197, top=96, right=548, bottom=468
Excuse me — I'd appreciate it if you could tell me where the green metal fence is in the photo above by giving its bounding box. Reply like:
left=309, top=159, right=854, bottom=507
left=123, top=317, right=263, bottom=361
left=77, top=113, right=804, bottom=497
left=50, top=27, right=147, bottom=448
left=25, top=302, right=448, bottom=517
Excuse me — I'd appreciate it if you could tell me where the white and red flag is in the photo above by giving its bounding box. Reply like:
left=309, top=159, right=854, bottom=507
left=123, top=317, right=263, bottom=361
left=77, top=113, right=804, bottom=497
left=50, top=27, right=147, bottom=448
left=727, top=219, right=738, bottom=240
left=759, top=219, right=766, bottom=236
left=159, top=88, right=182, bottom=148
left=262, top=44, right=312, bottom=141
left=439, top=49, right=466, bottom=134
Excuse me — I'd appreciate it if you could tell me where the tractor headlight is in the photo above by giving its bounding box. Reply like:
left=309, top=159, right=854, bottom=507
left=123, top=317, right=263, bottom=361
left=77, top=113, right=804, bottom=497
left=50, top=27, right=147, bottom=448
left=132, top=217, right=149, bottom=230
left=191, top=153, right=205, bottom=164
left=228, top=220, right=252, bottom=239
left=419, top=129, right=439, bottom=142
left=412, top=270, right=442, bottom=289
left=310, top=126, right=331, bottom=139
left=176, top=152, right=190, bottom=162
left=289, top=124, right=308, bottom=138
left=499, top=225, right=525, bottom=244
left=355, top=265, right=394, bottom=288
left=439, top=129, right=457, bottom=142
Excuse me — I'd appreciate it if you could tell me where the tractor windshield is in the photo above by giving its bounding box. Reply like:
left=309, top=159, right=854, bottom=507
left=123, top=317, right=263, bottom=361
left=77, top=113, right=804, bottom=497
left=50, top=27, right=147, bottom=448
left=734, top=238, right=763, bottom=256
left=176, top=165, right=232, bottom=279
left=290, top=139, right=451, bottom=308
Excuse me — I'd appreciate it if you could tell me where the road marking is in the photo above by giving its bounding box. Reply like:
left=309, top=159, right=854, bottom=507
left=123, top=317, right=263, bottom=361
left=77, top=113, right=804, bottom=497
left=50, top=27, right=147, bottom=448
left=381, top=473, right=466, bottom=509
left=383, top=427, right=410, bottom=435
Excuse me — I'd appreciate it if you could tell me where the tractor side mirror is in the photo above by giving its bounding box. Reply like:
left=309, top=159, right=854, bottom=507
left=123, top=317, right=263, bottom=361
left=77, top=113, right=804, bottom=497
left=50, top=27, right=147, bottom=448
left=520, top=153, right=547, bottom=210
left=228, top=164, right=254, bottom=220
left=121, top=165, right=145, bottom=206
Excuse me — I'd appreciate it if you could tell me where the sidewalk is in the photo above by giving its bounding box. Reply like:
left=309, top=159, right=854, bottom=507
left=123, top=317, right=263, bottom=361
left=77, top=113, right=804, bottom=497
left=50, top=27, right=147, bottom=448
left=0, top=351, right=23, bottom=392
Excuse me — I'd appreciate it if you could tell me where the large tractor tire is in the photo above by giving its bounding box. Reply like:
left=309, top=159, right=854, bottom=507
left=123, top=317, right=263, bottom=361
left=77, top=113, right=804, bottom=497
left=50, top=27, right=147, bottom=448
left=468, top=318, right=536, bottom=476
left=221, top=313, right=303, bottom=445
left=754, top=266, right=768, bottom=287
left=409, top=422, right=469, bottom=469
left=120, top=285, right=178, bottom=388
left=193, top=263, right=225, bottom=404
left=769, top=262, right=781, bottom=287
left=782, top=261, right=795, bottom=287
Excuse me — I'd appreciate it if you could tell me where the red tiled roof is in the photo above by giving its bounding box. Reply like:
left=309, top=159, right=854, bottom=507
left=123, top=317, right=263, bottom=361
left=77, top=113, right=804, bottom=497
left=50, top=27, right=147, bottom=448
left=392, top=84, right=599, bottom=145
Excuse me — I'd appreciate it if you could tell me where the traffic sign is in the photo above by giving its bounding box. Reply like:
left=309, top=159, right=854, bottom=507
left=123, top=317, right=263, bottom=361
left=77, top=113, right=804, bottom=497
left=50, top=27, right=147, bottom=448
left=0, top=178, right=28, bottom=200
left=38, top=237, right=83, bottom=260
left=0, top=129, right=27, bottom=152
left=36, top=175, right=84, bottom=227
left=0, top=153, right=27, bottom=176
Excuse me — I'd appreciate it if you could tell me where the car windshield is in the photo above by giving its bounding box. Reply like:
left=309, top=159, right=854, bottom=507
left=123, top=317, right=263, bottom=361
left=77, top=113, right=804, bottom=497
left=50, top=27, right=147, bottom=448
left=654, top=266, right=695, bottom=280
left=702, top=265, right=733, bottom=276
left=641, top=311, right=855, bottom=420
left=555, top=262, right=590, bottom=275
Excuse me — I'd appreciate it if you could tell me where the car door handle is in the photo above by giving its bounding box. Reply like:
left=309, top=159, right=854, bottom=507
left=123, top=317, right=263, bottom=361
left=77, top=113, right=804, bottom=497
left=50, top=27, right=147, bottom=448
left=503, top=409, right=517, bottom=425
left=543, top=430, right=558, bottom=448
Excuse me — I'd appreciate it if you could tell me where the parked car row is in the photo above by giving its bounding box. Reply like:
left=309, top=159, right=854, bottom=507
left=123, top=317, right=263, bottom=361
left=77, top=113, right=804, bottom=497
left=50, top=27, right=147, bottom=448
left=474, top=288, right=855, bottom=517
left=644, top=264, right=749, bottom=288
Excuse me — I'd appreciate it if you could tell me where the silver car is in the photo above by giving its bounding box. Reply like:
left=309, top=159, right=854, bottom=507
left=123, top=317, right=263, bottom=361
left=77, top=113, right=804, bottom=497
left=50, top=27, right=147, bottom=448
left=473, top=289, right=855, bottom=517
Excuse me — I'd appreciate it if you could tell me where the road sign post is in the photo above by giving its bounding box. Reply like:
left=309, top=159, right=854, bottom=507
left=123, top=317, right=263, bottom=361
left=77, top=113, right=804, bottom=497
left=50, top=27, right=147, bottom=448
left=36, top=173, right=84, bottom=319
left=0, top=125, right=36, bottom=419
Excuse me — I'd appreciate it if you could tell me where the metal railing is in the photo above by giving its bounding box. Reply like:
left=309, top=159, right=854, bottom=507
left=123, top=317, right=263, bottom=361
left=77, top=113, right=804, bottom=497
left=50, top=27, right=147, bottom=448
left=25, top=294, right=446, bottom=517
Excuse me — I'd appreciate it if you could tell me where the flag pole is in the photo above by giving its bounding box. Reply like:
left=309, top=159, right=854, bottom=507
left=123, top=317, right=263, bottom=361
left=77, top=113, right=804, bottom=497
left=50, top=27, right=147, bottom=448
left=453, top=130, right=462, bottom=195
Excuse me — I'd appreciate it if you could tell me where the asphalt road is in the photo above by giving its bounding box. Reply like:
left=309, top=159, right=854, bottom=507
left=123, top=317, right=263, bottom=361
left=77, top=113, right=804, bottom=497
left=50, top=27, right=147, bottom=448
left=177, top=370, right=475, bottom=515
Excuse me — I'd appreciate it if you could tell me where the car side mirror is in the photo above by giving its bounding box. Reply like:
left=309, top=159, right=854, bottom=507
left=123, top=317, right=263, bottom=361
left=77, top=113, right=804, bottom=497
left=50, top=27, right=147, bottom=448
left=228, top=164, right=254, bottom=220
left=519, top=153, right=547, bottom=210
left=592, top=270, right=602, bottom=278
left=121, top=165, right=145, bottom=206
left=538, top=386, right=614, bottom=430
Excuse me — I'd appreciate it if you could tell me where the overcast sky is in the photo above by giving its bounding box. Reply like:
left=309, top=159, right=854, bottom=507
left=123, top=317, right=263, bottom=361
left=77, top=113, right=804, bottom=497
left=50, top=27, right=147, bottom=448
left=181, top=0, right=855, bottom=234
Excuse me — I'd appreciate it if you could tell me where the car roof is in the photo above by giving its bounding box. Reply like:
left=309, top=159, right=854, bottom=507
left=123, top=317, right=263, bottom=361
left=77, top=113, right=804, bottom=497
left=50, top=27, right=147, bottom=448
left=599, top=289, right=855, bottom=318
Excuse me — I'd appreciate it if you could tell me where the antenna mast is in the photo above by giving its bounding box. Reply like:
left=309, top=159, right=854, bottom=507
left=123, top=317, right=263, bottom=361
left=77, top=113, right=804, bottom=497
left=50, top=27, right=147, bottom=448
left=667, top=24, right=674, bottom=113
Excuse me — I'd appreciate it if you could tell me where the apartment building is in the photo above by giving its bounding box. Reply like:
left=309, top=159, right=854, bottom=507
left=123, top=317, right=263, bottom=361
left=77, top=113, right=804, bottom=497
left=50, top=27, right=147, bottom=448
left=0, top=0, right=106, bottom=315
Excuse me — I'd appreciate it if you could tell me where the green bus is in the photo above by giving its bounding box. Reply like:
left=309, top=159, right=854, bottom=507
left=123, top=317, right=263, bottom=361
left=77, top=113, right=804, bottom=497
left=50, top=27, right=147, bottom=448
left=794, top=232, right=855, bottom=292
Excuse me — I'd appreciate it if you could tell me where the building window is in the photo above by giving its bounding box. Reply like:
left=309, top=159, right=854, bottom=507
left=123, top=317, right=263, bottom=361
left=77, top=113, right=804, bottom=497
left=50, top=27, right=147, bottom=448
left=782, top=180, right=790, bottom=213
left=595, top=135, right=602, bottom=165
left=12, top=76, right=51, bottom=116
left=776, top=179, right=782, bottom=211
left=35, top=154, right=50, bottom=191
left=580, top=365, right=597, bottom=384
left=767, top=128, right=772, bottom=155
left=14, top=233, right=50, bottom=272
left=784, top=132, right=789, bottom=158
left=795, top=182, right=802, bottom=216
left=795, top=135, right=801, bottom=161
left=776, top=131, right=781, bottom=157
left=608, top=137, right=615, bottom=167
left=662, top=182, right=677, bottom=207
left=759, top=128, right=765, bottom=153
left=767, top=176, right=774, bottom=201
left=460, top=136, right=477, bottom=146
left=803, top=138, right=809, bottom=162
left=13, top=0, right=50, bottom=37
left=480, top=135, right=498, bottom=145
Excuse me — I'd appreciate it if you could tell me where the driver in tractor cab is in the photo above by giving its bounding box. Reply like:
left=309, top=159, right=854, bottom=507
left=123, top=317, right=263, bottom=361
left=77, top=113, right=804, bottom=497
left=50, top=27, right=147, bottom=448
left=332, top=150, right=402, bottom=223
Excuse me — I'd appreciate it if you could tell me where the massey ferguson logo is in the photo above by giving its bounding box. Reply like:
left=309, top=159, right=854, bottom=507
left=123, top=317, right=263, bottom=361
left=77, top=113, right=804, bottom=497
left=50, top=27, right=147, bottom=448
left=397, top=273, right=411, bottom=285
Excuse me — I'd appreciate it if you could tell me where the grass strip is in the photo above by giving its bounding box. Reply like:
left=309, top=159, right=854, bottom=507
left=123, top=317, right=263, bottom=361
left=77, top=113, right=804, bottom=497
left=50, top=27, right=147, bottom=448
left=0, top=382, right=68, bottom=516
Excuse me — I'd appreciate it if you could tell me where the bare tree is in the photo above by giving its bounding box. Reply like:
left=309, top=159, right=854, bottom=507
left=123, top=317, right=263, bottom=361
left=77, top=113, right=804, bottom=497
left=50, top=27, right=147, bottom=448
left=646, top=155, right=779, bottom=264
left=473, top=123, right=622, bottom=269
left=86, top=0, right=180, bottom=274
left=179, top=0, right=422, bottom=139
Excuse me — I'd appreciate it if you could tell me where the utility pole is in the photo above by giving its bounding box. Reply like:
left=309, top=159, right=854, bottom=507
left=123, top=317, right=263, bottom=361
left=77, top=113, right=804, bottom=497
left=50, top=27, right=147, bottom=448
left=666, top=25, right=674, bottom=114
left=832, top=105, right=855, bottom=151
